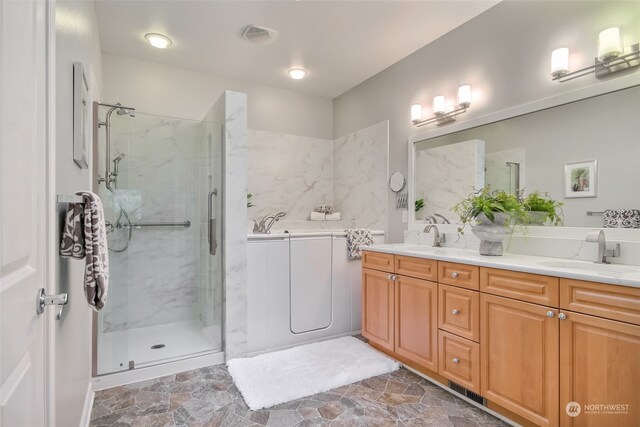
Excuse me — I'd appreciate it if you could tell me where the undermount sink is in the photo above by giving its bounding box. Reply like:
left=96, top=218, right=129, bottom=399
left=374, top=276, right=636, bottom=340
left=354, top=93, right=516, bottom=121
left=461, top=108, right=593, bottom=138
left=537, top=260, right=637, bottom=274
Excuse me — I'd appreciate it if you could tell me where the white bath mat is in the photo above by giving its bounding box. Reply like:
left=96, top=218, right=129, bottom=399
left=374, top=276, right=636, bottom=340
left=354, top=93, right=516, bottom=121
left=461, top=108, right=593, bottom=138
left=227, top=336, right=400, bottom=410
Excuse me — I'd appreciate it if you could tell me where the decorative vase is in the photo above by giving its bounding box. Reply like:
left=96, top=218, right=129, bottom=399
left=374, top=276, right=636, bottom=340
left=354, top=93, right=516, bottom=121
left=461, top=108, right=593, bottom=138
left=471, top=212, right=511, bottom=256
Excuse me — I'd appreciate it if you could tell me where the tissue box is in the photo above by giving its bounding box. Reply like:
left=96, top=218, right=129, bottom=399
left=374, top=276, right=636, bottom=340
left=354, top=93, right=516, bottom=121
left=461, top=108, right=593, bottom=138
left=603, top=209, right=640, bottom=228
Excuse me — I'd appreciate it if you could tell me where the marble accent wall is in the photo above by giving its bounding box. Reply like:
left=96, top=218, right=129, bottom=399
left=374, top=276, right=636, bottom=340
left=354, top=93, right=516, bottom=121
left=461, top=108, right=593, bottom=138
left=415, top=139, right=485, bottom=223
left=333, top=121, right=389, bottom=230
left=100, top=115, right=208, bottom=332
left=247, top=130, right=333, bottom=223
left=216, top=91, right=248, bottom=361
left=246, top=121, right=389, bottom=233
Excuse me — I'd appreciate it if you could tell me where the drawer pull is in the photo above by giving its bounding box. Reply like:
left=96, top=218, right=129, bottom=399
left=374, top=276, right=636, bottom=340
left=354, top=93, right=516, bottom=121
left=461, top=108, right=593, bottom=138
left=558, top=312, right=567, bottom=320
left=452, top=357, right=460, bottom=364
left=451, top=309, right=460, bottom=315
left=546, top=311, right=555, bottom=318
left=451, top=272, right=459, bottom=278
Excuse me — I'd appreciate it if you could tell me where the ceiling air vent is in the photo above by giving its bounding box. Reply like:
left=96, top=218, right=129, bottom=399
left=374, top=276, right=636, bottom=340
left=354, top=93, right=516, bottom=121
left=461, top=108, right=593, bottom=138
left=242, top=25, right=278, bottom=44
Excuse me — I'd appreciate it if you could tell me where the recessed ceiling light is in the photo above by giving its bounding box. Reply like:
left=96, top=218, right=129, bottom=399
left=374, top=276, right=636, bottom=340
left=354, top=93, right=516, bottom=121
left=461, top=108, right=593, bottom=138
left=288, top=68, right=307, bottom=80
left=145, top=33, right=172, bottom=49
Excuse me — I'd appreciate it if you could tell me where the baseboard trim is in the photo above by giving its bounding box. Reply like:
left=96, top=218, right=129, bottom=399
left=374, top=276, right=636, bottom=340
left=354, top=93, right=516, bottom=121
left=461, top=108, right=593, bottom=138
left=79, top=381, right=94, bottom=427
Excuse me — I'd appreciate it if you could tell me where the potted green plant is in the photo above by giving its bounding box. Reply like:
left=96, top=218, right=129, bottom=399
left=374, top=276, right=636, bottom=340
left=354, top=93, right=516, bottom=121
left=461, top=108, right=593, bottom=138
left=522, top=191, right=563, bottom=225
left=453, top=188, right=526, bottom=256
left=415, top=198, right=425, bottom=213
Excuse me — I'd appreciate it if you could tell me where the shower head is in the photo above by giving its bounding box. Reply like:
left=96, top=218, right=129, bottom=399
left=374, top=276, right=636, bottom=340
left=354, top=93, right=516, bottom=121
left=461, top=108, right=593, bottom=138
left=116, top=107, right=135, bottom=118
left=113, top=153, right=125, bottom=176
left=113, top=153, right=126, bottom=163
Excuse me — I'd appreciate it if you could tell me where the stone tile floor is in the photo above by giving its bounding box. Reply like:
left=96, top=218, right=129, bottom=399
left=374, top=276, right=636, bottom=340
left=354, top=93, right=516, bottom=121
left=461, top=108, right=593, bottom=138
left=89, top=365, right=509, bottom=427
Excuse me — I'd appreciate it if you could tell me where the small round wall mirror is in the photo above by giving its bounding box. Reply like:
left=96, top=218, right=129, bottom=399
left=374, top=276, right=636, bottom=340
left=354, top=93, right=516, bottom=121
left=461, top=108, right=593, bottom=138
left=389, top=171, right=406, bottom=193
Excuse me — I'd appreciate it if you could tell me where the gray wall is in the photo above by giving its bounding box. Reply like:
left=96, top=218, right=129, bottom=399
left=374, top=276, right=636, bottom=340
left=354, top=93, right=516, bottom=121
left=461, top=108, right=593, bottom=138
left=55, top=0, right=104, bottom=425
left=103, top=53, right=334, bottom=139
left=333, top=0, right=640, bottom=242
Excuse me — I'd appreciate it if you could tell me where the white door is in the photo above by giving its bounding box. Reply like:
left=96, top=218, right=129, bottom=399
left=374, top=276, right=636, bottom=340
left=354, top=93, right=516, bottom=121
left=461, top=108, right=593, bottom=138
left=0, top=0, right=49, bottom=425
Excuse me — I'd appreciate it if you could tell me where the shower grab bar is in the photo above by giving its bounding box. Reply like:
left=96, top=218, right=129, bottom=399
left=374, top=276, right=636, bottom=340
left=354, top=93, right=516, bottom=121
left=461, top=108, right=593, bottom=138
left=115, top=221, right=191, bottom=228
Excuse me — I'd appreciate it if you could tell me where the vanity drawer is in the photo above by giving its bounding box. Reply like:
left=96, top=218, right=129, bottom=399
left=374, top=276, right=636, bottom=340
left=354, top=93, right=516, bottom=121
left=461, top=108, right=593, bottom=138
left=394, top=255, right=437, bottom=281
left=480, top=267, right=559, bottom=306
left=560, top=279, right=640, bottom=326
left=439, top=284, right=480, bottom=342
left=439, top=262, right=480, bottom=290
left=438, top=330, right=480, bottom=394
left=362, top=251, right=394, bottom=273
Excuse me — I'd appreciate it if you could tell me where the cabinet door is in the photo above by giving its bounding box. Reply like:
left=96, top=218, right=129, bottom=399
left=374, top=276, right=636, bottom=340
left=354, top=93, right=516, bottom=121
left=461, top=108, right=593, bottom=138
left=481, top=294, right=559, bottom=427
left=362, top=268, right=395, bottom=351
left=560, top=311, right=640, bottom=427
left=395, top=275, right=438, bottom=371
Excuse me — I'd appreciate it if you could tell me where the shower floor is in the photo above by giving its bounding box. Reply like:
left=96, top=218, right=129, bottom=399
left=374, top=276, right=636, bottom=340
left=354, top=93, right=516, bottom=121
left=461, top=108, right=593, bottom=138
left=97, top=319, right=221, bottom=375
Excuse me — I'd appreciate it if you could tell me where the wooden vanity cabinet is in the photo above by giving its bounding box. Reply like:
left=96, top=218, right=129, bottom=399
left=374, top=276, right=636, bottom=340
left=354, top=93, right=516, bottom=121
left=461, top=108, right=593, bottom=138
left=362, top=250, right=640, bottom=427
left=559, top=311, right=640, bottom=427
left=361, top=268, right=395, bottom=351
left=395, top=275, right=438, bottom=371
left=481, top=293, right=559, bottom=427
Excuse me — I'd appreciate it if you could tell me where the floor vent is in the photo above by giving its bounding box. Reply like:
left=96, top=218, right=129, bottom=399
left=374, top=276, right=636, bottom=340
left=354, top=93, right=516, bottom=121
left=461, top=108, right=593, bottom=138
left=449, top=381, right=485, bottom=405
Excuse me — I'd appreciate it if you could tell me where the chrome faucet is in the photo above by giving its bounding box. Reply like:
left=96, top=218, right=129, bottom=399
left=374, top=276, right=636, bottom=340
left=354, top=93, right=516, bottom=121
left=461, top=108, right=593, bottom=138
left=434, top=213, right=450, bottom=224
left=253, top=212, right=287, bottom=234
left=585, top=229, right=620, bottom=264
left=423, top=224, right=444, bottom=247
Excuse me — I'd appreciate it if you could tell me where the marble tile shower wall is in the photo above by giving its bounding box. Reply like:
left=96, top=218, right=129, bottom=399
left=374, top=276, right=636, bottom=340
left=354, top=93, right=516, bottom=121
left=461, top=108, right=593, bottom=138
left=247, top=121, right=389, bottom=232
left=100, top=116, right=210, bottom=333
left=333, top=121, right=389, bottom=231
left=247, top=130, right=333, bottom=224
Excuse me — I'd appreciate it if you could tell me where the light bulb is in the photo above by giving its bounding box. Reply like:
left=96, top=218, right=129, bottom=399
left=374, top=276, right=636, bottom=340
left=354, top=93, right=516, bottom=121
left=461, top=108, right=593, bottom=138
left=598, top=27, right=622, bottom=61
left=457, top=84, right=471, bottom=108
left=145, top=33, right=172, bottom=49
left=288, top=68, right=307, bottom=80
left=551, top=48, right=569, bottom=78
left=411, top=104, right=423, bottom=123
left=433, top=95, right=446, bottom=115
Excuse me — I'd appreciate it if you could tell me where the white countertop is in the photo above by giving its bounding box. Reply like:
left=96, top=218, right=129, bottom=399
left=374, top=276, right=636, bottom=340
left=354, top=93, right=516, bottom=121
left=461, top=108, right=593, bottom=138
left=248, top=230, right=385, bottom=240
left=365, top=244, right=640, bottom=289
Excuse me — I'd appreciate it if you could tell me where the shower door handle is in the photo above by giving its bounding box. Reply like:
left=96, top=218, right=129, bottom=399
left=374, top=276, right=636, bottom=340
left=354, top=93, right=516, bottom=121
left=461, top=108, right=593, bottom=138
left=208, top=189, right=218, bottom=256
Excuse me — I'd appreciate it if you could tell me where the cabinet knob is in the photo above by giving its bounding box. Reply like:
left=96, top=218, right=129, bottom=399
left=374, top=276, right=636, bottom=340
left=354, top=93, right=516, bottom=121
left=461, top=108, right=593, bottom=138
left=388, top=274, right=393, bottom=280
left=451, top=309, right=460, bottom=315
left=452, top=358, right=460, bottom=364
left=558, top=313, right=567, bottom=320
left=451, top=272, right=459, bottom=278
left=546, top=311, right=555, bottom=318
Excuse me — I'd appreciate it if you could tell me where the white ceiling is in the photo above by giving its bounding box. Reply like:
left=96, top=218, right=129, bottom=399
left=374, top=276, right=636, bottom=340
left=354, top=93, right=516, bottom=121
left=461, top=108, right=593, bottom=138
left=94, top=0, right=499, bottom=99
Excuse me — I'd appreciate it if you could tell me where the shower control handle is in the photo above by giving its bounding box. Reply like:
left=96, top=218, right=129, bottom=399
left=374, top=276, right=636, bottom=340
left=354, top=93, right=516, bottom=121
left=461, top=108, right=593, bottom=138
left=208, top=189, right=218, bottom=256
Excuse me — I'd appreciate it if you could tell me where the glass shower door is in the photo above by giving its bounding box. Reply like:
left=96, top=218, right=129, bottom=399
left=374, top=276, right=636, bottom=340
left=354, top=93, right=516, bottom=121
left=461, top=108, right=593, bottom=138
left=94, top=108, right=223, bottom=375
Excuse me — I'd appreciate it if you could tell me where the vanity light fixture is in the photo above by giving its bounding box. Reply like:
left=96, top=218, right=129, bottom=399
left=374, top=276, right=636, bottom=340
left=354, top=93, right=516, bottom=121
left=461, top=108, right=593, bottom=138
left=145, top=33, right=172, bottom=49
left=411, top=84, right=472, bottom=127
left=551, top=27, right=639, bottom=83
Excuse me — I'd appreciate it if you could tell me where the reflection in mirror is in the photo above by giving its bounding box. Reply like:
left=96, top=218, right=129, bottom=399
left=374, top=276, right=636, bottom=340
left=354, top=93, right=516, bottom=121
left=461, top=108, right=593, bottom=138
left=413, top=84, right=640, bottom=228
left=414, top=139, right=484, bottom=223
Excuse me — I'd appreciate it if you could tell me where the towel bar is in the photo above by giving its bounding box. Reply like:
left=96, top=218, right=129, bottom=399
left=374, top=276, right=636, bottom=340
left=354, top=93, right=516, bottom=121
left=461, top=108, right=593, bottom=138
left=114, top=221, right=191, bottom=229
left=57, top=195, right=84, bottom=203
left=586, top=211, right=604, bottom=216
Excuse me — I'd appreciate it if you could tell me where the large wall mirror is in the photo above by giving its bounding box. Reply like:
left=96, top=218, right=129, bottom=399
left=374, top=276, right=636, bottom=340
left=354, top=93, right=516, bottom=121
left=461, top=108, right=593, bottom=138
left=412, top=84, right=640, bottom=228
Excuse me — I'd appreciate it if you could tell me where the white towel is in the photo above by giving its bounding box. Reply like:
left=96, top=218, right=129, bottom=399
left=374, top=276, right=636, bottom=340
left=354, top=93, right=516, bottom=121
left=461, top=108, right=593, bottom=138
left=325, top=212, right=341, bottom=221
left=310, top=212, right=326, bottom=221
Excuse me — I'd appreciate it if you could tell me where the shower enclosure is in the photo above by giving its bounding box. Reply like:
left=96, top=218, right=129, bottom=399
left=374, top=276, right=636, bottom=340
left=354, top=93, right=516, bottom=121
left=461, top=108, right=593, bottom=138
left=92, top=102, right=223, bottom=375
